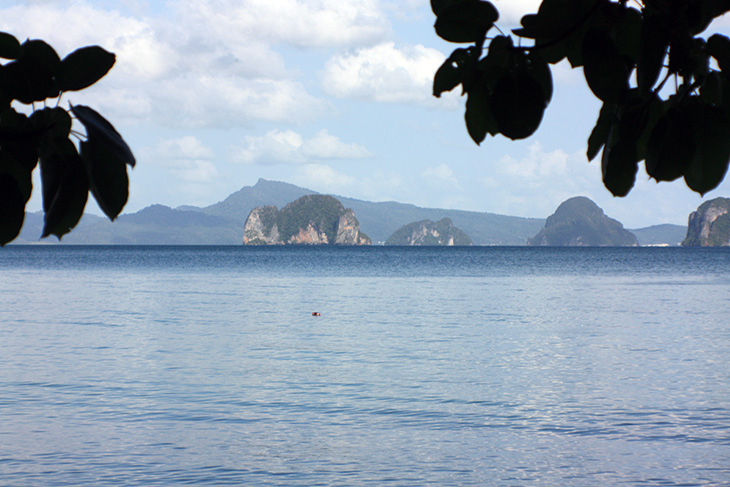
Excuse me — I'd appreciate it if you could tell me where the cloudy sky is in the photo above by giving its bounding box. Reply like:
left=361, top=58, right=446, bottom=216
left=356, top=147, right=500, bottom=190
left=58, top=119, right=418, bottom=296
left=3, top=0, right=730, bottom=228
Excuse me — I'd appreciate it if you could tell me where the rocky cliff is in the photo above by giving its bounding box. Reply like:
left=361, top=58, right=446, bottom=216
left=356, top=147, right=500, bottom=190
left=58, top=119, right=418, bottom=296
left=681, top=197, right=730, bottom=246
left=243, top=194, right=370, bottom=245
left=385, top=218, right=472, bottom=246
left=527, top=196, right=638, bottom=246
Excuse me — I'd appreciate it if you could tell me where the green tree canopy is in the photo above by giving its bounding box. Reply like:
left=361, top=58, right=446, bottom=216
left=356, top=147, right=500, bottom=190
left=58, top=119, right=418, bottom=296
left=0, top=32, right=134, bottom=246
left=432, top=0, right=730, bottom=197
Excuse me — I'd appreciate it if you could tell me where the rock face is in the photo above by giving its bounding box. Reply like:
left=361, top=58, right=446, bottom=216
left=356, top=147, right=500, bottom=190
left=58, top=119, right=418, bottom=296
left=243, top=194, right=370, bottom=245
left=527, top=196, right=638, bottom=246
left=682, top=197, right=730, bottom=246
left=385, top=218, right=472, bottom=246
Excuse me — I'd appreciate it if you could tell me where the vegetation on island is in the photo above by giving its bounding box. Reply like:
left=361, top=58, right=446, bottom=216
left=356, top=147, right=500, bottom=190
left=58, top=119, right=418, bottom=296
left=527, top=196, right=638, bottom=246
left=385, top=217, right=472, bottom=245
left=682, top=197, right=730, bottom=246
left=244, top=194, right=370, bottom=245
left=0, top=31, right=134, bottom=246
left=433, top=0, right=730, bottom=197
left=276, top=195, right=346, bottom=244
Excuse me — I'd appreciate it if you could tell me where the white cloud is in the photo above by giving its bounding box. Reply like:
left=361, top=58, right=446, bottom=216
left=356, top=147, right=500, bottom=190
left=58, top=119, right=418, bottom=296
left=231, top=129, right=372, bottom=165
left=301, top=130, right=374, bottom=159
left=0, top=2, right=330, bottom=128
left=422, top=163, right=458, bottom=185
left=294, top=163, right=357, bottom=189
left=322, top=42, right=447, bottom=104
left=480, top=141, right=601, bottom=218
left=175, top=0, right=389, bottom=48
left=492, top=0, right=542, bottom=27
left=154, top=136, right=215, bottom=160
left=232, top=130, right=306, bottom=165
left=497, top=142, right=570, bottom=180
left=145, top=136, right=219, bottom=183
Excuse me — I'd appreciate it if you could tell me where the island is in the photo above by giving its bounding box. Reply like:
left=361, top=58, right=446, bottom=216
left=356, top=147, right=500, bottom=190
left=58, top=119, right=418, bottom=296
left=527, top=196, right=638, bottom=246
left=243, top=194, right=371, bottom=245
left=682, top=197, right=730, bottom=246
left=385, top=218, right=472, bottom=246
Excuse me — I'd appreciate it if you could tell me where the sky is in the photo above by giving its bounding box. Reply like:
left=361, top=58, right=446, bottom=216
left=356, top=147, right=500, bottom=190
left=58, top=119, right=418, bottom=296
left=2, top=0, right=730, bottom=228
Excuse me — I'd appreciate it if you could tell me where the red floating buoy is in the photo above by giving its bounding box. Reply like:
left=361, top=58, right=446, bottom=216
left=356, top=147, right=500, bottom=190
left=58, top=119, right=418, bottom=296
left=312, top=312, right=321, bottom=316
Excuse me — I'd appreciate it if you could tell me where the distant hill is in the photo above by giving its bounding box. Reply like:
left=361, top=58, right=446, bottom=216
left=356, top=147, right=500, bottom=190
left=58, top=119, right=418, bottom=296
left=386, top=218, right=472, bottom=246
left=336, top=197, right=542, bottom=245
left=11, top=179, right=688, bottom=246
left=527, top=196, right=638, bottom=246
left=196, top=179, right=314, bottom=224
left=629, top=224, right=687, bottom=246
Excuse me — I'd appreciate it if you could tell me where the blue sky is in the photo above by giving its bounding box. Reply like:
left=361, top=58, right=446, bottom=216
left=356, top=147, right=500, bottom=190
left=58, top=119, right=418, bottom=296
left=3, top=0, right=730, bottom=228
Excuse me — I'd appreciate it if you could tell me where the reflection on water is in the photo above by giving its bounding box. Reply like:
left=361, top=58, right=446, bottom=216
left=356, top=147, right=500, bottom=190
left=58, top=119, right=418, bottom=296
left=1, top=246, right=729, bottom=485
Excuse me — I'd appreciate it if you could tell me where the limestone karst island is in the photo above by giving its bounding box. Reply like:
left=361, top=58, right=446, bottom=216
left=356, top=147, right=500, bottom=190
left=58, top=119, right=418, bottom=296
left=527, top=196, right=638, bottom=247
left=243, top=195, right=371, bottom=245
left=385, top=218, right=472, bottom=246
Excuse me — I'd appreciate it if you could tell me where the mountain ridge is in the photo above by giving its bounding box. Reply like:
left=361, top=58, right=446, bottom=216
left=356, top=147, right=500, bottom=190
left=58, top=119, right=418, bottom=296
left=14, top=179, right=686, bottom=246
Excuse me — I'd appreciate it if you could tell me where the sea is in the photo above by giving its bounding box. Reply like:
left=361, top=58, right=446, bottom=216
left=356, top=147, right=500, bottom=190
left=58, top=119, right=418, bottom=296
left=1, top=245, right=729, bottom=486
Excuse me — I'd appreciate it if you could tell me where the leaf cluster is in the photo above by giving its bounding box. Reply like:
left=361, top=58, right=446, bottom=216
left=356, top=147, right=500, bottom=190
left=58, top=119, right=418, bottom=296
left=433, top=0, right=730, bottom=196
left=0, top=32, right=134, bottom=245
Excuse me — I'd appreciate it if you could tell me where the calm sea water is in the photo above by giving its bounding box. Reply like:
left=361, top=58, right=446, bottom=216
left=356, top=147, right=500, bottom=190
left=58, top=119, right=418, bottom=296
left=1, top=246, right=730, bottom=486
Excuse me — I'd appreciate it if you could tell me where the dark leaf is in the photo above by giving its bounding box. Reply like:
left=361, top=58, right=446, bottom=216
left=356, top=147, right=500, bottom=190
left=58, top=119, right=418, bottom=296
left=57, top=46, right=115, bottom=92
left=616, top=89, right=664, bottom=161
left=491, top=70, right=547, bottom=140
left=645, top=108, right=695, bottom=181
left=707, top=34, right=730, bottom=76
left=601, top=128, right=638, bottom=197
left=79, top=135, right=129, bottom=221
left=686, top=0, right=730, bottom=35
left=40, top=138, right=89, bottom=238
left=0, top=150, right=32, bottom=246
left=478, top=36, right=513, bottom=88
left=0, top=58, right=55, bottom=104
left=433, top=49, right=469, bottom=97
left=526, top=52, right=553, bottom=103
left=513, top=0, right=598, bottom=40
left=0, top=32, right=21, bottom=60
left=0, top=174, right=26, bottom=246
left=512, top=13, right=541, bottom=39
left=582, top=29, right=629, bottom=103
left=71, top=105, right=135, bottom=167
left=637, top=14, right=668, bottom=92
left=464, top=82, right=497, bottom=144
left=700, top=71, right=730, bottom=118
left=684, top=100, right=730, bottom=195
left=512, top=0, right=600, bottom=66
left=431, top=0, right=470, bottom=16
left=0, top=149, right=32, bottom=201
left=587, top=103, right=615, bottom=161
left=20, top=39, right=60, bottom=70
left=669, top=36, right=709, bottom=79
left=0, top=108, right=40, bottom=170
left=20, top=39, right=60, bottom=99
left=615, top=7, right=642, bottom=65
left=434, top=0, right=498, bottom=43
left=30, top=107, right=72, bottom=140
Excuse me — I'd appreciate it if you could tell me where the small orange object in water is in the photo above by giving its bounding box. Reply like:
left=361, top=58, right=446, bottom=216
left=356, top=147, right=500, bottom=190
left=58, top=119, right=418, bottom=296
left=312, top=312, right=321, bottom=316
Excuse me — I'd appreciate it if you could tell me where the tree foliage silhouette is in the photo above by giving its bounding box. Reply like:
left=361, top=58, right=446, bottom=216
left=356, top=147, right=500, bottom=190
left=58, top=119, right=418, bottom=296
left=0, top=32, right=134, bottom=246
left=432, top=0, right=730, bottom=197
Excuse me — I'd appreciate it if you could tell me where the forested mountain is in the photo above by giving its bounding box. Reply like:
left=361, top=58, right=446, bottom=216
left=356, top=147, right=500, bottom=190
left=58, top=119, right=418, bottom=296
left=14, top=179, right=686, bottom=246
left=527, top=197, right=638, bottom=247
